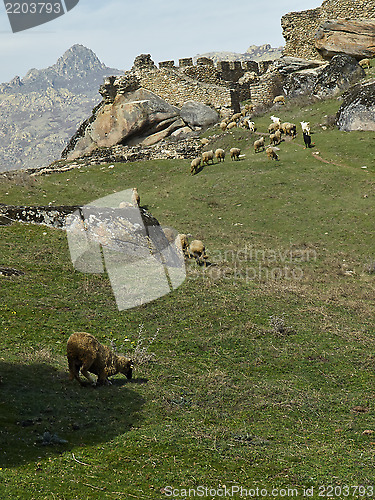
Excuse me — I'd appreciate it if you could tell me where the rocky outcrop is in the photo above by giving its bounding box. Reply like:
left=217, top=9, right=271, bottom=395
left=195, top=44, right=284, bottom=64
left=283, top=65, right=328, bottom=98
left=336, top=80, right=375, bottom=131
left=281, top=0, right=375, bottom=61
left=315, top=19, right=375, bottom=60
left=179, top=101, right=219, bottom=128
left=312, top=54, right=365, bottom=99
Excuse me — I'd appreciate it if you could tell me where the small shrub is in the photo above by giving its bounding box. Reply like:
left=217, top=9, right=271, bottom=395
left=268, top=313, right=287, bottom=334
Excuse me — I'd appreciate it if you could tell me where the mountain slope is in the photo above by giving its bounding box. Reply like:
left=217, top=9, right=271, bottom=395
left=0, top=44, right=122, bottom=172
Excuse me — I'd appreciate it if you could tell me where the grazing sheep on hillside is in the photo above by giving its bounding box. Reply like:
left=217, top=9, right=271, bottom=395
left=268, top=122, right=280, bottom=134
left=241, top=118, right=256, bottom=132
left=300, top=121, right=310, bottom=134
left=215, top=148, right=226, bottom=162
left=270, top=115, right=281, bottom=124
left=67, top=332, right=133, bottom=386
left=244, top=103, right=254, bottom=113
left=359, top=58, right=371, bottom=69
left=131, top=187, right=140, bottom=207
left=231, top=112, right=242, bottom=122
left=201, top=150, right=215, bottom=165
left=269, top=133, right=279, bottom=146
left=230, top=147, right=241, bottom=160
left=175, top=233, right=189, bottom=256
left=273, top=95, right=286, bottom=105
left=190, top=157, right=201, bottom=175
left=219, top=121, right=227, bottom=131
left=281, top=122, right=297, bottom=138
left=274, top=130, right=282, bottom=143
left=266, top=146, right=279, bottom=160
left=254, top=137, right=265, bottom=153
left=226, top=121, right=237, bottom=130
left=201, top=138, right=210, bottom=146
left=188, top=240, right=208, bottom=265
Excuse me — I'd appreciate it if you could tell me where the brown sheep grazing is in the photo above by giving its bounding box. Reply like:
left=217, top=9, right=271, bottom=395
left=281, top=122, right=297, bottom=138
left=226, top=121, right=237, bottom=130
left=273, top=95, right=286, bottom=105
left=359, top=58, right=371, bottom=70
left=131, top=187, right=140, bottom=207
left=175, top=233, right=189, bottom=256
left=190, top=157, right=201, bottom=175
left=201, top=150, right=215, bottom=165
left=231, top=112, right=242, bottom=122
left=219, top=121, right=227, bottom=131
left=230, top=147, right=241, bottom=160
left=268, top=122, right=280, bottom=134
left=269, top=133, right=279, bottom=146
left=215, top=148, right=226, bottom=162
left=266, top=147, right=279, bottom=161
left=188, top=240, right=208, bottom=265
left=67, top=332, right=133, bottom=386
left=254, top=137, right=265, bottom=153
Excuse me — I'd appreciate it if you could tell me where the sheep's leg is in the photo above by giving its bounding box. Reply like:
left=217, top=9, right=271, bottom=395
left=79, top=360, right=97, bottom=386
left=68, top=358, right=82, bottom=384
left=97, top=372, right=111, bottom=386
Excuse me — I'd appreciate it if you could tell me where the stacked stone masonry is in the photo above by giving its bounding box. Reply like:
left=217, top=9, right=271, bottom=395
left=282, top=0, right=375, bottom=60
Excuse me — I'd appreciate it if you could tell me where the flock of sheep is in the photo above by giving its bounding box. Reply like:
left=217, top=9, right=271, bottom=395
left=192, top=96, right=313, bottom=168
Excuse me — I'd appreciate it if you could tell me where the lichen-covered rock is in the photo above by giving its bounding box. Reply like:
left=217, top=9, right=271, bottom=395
left=311, top=54, right=365, bottom=99
left=337, top=80, right=375, bottom=131
left=315, top=19, right=375, bottom=60
left=284, top=65, right=328, bottom=97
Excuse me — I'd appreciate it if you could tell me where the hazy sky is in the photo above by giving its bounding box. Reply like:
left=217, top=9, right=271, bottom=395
left=0, top=0, right=323, bottom=83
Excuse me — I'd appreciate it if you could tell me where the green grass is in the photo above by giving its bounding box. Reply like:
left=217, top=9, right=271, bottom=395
left=1, top=96, right=375, bottom=498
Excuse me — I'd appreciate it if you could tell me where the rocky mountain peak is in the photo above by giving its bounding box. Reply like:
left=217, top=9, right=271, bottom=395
left=53, top=44, right=107, bottom=77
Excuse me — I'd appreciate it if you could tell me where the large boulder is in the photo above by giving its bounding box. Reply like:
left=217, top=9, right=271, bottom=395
left=337, top=80, right=375, bottom=131
left=311, top=54, right=365, bottom=99
left=315, top=19, right=375, bottom=60
left=62, top=88, right=185, bottom=159
left=270, top=56, right=324, bottom=76
left=284, top=65, right=328, bottom=98
left=179, top=101, right=219, bottom=128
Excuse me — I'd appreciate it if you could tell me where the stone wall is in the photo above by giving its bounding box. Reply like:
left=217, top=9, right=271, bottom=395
left=281, top=0, right=375, bottom=60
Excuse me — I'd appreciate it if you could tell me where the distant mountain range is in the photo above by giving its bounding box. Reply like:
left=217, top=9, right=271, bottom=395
left=195, top=44, right=284, bottom=64
left=0, top=44, right=123, bottom=172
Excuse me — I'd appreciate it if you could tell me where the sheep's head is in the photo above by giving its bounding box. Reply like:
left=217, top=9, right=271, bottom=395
left=118, top=356, right=133, bottom=379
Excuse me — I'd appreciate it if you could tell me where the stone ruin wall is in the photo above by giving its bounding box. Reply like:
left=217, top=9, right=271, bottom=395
left=282, top=0, right=375, bottom=60
left=132, top=56, right=275, bottom=113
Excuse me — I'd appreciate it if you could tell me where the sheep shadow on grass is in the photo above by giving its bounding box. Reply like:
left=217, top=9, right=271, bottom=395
left=0, top=360, right=145, bottom=468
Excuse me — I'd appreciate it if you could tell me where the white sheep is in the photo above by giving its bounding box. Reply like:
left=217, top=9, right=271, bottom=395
left=131, top=187, right=140, bottom=207
left=190, top=157, right=201, bottom=175
left=230, top=147, right=241, bottom=160
left=270, top=115, right=281, bottom=124
left=67, top=332, right=133, bottom=386
left=254, top=137, right=265, bottom=153
left=201, top=150, right=215, bottom=165
left=300, top=121, right=310, bottom=134
left=215, top=148, right=226, bottom=162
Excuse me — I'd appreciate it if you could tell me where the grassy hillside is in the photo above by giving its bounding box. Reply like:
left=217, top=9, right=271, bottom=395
left=1, top=94, right=375, bottom=499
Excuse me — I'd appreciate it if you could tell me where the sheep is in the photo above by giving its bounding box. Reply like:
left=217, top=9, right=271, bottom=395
left=200, top=138, right=210, bottom=146
left=300, top=121, right=310, bottom=134
left=219, top=121, right=227, bottom=131
left=266, top=146, right=279, bottom=160
left=230, top=147, right=241, bottom=160
left=131, top=187, right=140, bottom=207
left=270, top=115, right=281, bottom=124
left=226, top=121, right=237, bottom=130
left=273, top=95, right=286, bottom=105
left=175, top=233, right=189, bottom=256
left=359, top=58, right=371, bottom=69
left=281, top=122, right=297, bottom=138
left=231, top=112, right=242, bottom=122
left=242, top=118, right=256, bottom=132
left=244, top=103, right=254, bottom=113
left=274, top=130, right=282, bottom=143
left=269, top=133, right=279, bottom=146
left=201, top=150, right=215, bottom=165
left=215, top=148, right=226, bottom=162
left=190, top=157, right=201, bottom=175
left=268, top=122, right=280, bottom=134
left=67, top=332, right=133, bottom=386
left=254, top=137, right=265, bottom=153
left=188, top=240, right=208, bottom=265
